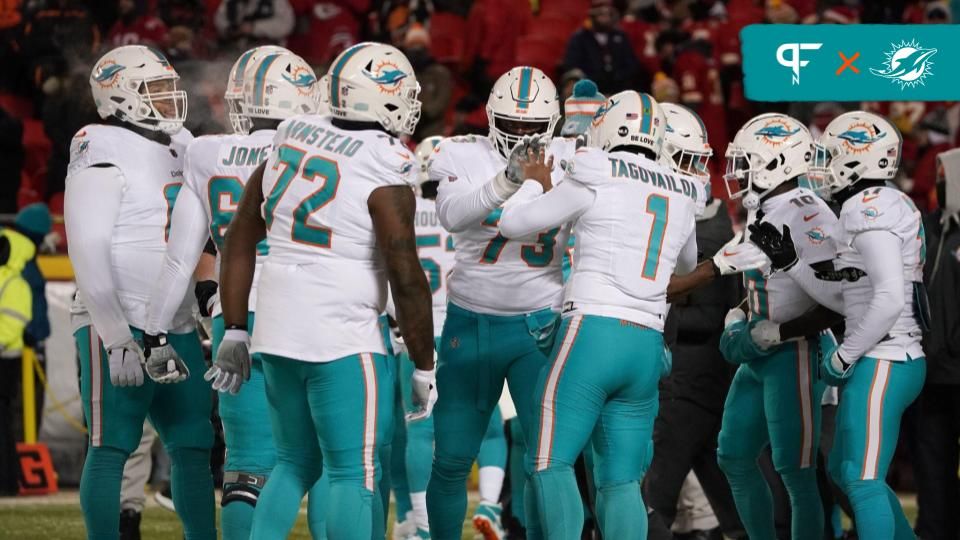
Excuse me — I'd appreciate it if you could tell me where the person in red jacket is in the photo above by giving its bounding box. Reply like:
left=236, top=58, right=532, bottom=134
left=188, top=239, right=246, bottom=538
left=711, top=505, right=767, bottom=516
left=107, top=0, right=168, bottom=48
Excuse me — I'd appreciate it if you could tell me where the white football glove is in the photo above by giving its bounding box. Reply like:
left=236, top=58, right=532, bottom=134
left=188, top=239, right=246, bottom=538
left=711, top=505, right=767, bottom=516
left=204, top=329, right=251, bottom=395
left=750, top=320, right=782, bottom=350
left=712, top=232, right=771, bottom=276
left=108, top=339, right=146, bottom=387
left=142, top=333, right=189, bottom=383
left=724, top=308, right=747, bottom=328
left=406, top=364, right=438, bottom=423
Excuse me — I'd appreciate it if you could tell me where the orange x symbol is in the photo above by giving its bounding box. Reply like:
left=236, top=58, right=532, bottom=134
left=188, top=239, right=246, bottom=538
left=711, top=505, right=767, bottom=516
left=836, top=51, right=860, bottom=75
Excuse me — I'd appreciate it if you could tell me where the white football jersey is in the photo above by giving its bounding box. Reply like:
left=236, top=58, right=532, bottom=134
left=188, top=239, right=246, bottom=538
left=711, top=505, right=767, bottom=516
left=183, top=130, right=273, bottom=315
left=66, top=124, right=195, bottom=332
left=415, top=196, right=456, bottom=336
left=432, top=136, right=575, bottom=315
left=252, top=115, right=416, bottom=363
left=744, top=187, right=839, bottom=324
left=837, top=186, right=925, bottom=359
left=562, top=147, right=699, bottom=331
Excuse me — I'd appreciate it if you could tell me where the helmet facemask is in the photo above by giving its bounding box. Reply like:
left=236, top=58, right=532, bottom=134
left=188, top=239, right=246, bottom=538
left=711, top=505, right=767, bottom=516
left=670, top=148, right=711, bottom=178
left=125, top=76, right=187, bottom=134
left=489, top=115, right=554, bottom=158
left=723, top=146, right=761, bottom=200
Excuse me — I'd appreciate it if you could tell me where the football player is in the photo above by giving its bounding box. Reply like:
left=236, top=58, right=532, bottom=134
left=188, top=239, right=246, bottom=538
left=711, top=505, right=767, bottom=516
left=141, top=47, right=330, bottom=539
left=498, top=90, right=700, bottom=539
left=215, top=42, right=436, bottom=540
left=712, top=113, right=843, bottom=540
left=758, top=111, right=926, bottom=539
left=425, top=66, right=573, bottom=540
left=64, top=45, right=216, bottom=539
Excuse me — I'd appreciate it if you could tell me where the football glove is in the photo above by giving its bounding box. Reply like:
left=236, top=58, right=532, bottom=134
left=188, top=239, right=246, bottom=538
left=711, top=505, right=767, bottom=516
left=194, top=280, right=218, bottom=318
left=108, top=339, right=146, bottom=387
left=406, top=363, right=438, bottom=423
left=822, top=348, right=855, bottom=386
left=205, top=329, right=251, bottom=395
left=712, top=232, right=771, bottom=275
left=143, top=333, right=189, bottom=383
left=749, top=320, right=781, bottom=350
left=748, top=222, right=798, bottom=272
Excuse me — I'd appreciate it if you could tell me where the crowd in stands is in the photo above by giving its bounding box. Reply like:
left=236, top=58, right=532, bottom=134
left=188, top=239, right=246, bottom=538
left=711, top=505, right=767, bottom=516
left=0, top=0, right=958, bottom=247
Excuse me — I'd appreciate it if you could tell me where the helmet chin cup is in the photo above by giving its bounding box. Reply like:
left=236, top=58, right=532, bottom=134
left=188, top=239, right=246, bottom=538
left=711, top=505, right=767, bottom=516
left=743, top=191, right=760, bottom=211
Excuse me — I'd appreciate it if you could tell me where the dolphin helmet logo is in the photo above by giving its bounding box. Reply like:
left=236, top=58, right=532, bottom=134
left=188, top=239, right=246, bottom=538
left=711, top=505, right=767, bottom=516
left=94, top=61, right=125, bottom=88
left=591, top=98, right=619, bottom=128
left=362, top=61, right=408, bottom=95
left=282, top=66, right=317, bottom=96
left=837, top=122, right=886, bottom=153
left=870, top=39, right=937, bottom=89
left=754, top=119, right=800, bottom=147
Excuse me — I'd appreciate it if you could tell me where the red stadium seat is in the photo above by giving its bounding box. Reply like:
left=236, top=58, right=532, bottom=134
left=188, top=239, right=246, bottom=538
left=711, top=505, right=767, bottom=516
left=515, top=34, right=565, bottom=78
left=429, top=12, right=467, bottom=66
left=0, top=93, right=33, bottom=120
left=539, top=0, right=590, bottom=19
left=531, top=11, right=584, bottom=45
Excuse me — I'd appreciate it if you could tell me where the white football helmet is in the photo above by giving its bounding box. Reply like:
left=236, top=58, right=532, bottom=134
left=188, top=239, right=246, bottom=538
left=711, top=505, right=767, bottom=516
left=811, top=111, right=901, bottom=196
left=90, top=45, right=187, bottom=134
left=322, top=42, right=422, bottom=135
left=724, top=113, right=814, bottom=200
left=415, top=135, right=443, bottom=186
left=487, top=66, right=560, bottom=158
left=589, top=90, right=666, bottom=157
left=239, top=51, right=319, bottom=130
left=225, top=45, right=288, bottom=134
left=660, top=103, right=712, bottom=179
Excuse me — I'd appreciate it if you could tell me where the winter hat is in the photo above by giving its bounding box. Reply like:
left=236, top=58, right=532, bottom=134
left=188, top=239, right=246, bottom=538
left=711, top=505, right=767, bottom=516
left=15, top=203, right=52, bottom=242
left=562, top=79, right=605, bottom=137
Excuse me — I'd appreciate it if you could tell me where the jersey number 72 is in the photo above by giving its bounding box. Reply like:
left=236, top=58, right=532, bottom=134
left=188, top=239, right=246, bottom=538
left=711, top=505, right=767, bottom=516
left=263, top=145, right=340, bottom=247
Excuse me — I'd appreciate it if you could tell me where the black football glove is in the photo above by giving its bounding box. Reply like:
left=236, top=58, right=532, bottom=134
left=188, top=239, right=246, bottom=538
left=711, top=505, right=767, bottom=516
left=195, top=280, right=218, bottom=318
left=748, top=221, right=798, bottom=271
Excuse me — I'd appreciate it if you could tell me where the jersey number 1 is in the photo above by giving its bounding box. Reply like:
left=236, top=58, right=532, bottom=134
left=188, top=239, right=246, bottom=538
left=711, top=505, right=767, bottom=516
left=264, top=145, right=340, bottom=247
left=641, top=194, right=669, bottom=280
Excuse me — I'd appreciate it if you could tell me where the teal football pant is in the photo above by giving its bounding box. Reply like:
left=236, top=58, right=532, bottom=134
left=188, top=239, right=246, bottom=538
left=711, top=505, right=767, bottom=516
left=830, top=357, right=925, bottom=540
left=428, top=302, right=558, bottom=540
left=478, top=405, right=507, bottom=472
left=75, top=325, right=215, bottom=540
left=250, top=352, right=393, bottom=540
left=212, top=314, right=329, bottom=539
left=529, top=315, right=662, bottom=540
left=717, top=320, right=826, bottom=540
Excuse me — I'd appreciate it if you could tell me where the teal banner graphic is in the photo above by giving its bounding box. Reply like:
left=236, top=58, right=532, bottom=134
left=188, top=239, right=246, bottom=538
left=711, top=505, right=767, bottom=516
left=742, top=25, right=960, bottom=101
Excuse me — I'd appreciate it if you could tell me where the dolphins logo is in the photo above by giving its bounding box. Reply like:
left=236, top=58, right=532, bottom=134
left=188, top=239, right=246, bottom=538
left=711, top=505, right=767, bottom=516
left=805, top=227, right=826, bottom=245
left=362, top=61, right=408, bottom=95
left=282, top=71, right=317, bottom=88
left=754, top=120, right=800, bottom=147
left=837, top=121, right=886, bottom=154
left=93, top=62, right=125, bottom=88
left=870, top=39, right=937, bottom=89
left=591, top=98, right=619, bottom=128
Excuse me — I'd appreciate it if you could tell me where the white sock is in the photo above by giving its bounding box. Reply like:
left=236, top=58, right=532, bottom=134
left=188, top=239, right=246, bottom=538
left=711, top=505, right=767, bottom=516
left=411, top=491, right=429, bottom=531
left=478, top=466, right=505, bottom=505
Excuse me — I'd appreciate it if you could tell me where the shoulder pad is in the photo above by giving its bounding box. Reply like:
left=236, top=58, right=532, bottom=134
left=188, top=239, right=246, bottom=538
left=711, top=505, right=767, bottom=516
left=370, top=141, right=418, bottom=187
left=68, top=125, right=125, bottom=174
left=567, top=146, right=611, bottom=186
left=841, top=187, right=910, bottom=237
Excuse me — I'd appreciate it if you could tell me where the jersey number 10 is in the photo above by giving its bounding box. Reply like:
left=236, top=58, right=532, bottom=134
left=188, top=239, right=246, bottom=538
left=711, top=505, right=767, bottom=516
left=264, top=145, right=340, bottom=247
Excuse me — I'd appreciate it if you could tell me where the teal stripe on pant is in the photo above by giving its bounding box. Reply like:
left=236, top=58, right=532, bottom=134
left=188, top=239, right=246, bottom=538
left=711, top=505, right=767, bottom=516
left=251, top=352, right=393, bottom=540
left=75, top=325, right=216, bottom=540
left=528, top=315, right=663, bottom=540
left=212, top=314, right=328, bottom=539
left=829, top=357, right=925, bottom=540
left=717, top=323, right=826, bottom=540
left=428, top=302, right=558, bottom=540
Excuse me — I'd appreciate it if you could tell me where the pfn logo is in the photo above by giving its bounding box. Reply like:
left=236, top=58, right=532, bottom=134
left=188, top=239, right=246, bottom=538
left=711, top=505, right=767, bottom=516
left=776, top=43, right=823, bottom=85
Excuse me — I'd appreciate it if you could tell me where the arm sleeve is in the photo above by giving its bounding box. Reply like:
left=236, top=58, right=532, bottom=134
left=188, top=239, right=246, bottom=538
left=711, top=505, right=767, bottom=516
left=838, top=230, right=905, bottom=360
left=64, top=166, right=133, bottom=349
left=252, top=0, right=294, bottom=39
left=675, top=230, right=698, bottom=275
left=499, top=180, right=594, bottom=239
left=145, top=184, right=210, bottom=334
left=434, top=156, right=506, bottom=233
left=784, top=262, right=844, bottom=313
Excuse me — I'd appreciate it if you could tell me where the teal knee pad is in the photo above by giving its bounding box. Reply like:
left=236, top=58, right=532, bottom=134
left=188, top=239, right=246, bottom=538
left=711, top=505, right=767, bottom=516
left=716, top=451, right=755, bottom=479
left=307, top=474, right=329, bottom=540
left=531, top=468, right=584, bottom=540
left=596, top=481, right=646, bottom=540
left=326, top=482, right=375, bottom=540
left=220, top=471, right=267, bottom=540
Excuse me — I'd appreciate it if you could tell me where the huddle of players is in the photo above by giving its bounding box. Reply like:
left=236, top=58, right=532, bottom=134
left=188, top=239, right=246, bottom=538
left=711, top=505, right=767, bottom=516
left=62, top=38, right=924, bottom=540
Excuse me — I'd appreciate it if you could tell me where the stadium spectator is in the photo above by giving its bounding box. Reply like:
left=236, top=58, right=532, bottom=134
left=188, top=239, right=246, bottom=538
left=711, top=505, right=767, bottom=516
left=561, top=0, right=644, bottom=94
left=914, top=148, right=960, bottom=540
left=214, top=0, right=294, bottom=46
left=20, top=0, right=101, bottom=103
left=0, top=107, right=24, bottom=214
left=286, top=1, right=366, bottom=67
left=463, top=0, right=531, bottom=94
left=912, top=109, right=953, bottom=212
left=107, top=0, right=169, bottom=48
left=0, top=227, right=34, bottom=496
left=40, top=68, right=97, bottom=200
left=405, top=24, right=451, bottom=139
